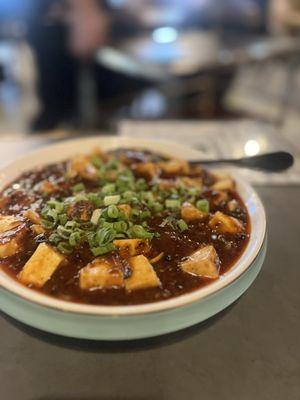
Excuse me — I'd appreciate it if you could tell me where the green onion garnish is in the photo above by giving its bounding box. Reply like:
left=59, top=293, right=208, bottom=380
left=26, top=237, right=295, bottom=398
left=106, top=205, right=119, bottom=219
left=196, top=199, right=209, bottom=213
left=104, top=194, right=120, bottom=206
left=90, top=209, right=102, bottom=225
left=72, top=183, right=85, bottom=192
left=165, top=199, right=181, bottom=209
left=129, top=225, right=153, bottom=239
left=177, top=219, right=188, bottom=232
left=57, top=241, right=73, bottom=255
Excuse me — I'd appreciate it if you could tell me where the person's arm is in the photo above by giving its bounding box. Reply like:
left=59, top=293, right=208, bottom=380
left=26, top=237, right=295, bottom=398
left=268, top=0, right=300, bottom=34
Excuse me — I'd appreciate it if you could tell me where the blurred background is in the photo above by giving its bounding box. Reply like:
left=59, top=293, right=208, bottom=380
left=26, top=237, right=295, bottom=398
left=0, top=0, right=300, bottom=155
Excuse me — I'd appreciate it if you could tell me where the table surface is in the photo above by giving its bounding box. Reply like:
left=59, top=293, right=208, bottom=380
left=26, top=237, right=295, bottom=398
left=0, top=136, right=299, bottom=400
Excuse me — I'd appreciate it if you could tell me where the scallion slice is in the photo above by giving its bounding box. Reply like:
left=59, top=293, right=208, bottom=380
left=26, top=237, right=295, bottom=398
left=177, top=219, right=188, bottom=232
left=72, top=183, right=85, bottom=193
left=104, top=194, right=120, bottom=206
left=196, top=199, right=209, bottom=213
left=165, top=199, right=181, bottom=209
left=90, top=209, right=102, bottom=225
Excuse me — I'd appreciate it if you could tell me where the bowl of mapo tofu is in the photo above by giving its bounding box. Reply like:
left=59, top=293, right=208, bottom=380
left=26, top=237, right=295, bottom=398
left=0, top=137, right=266, bottom=339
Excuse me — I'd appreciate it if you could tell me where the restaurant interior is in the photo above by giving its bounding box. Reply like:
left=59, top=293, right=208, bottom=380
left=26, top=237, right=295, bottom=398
left=0, top=1, right=299, bottom=400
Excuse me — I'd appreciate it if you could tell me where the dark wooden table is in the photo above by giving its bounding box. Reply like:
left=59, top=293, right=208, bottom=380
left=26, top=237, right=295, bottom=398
left=0, top=138, right=299, bottom=400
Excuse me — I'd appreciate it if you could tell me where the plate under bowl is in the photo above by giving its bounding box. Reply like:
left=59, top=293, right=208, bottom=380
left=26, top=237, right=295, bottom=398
left=0, top=136, right=266, bottom=340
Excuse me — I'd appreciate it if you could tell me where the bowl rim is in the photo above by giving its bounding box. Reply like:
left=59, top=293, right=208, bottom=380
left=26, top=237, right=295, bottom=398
left=0, top=136, right=266, bottom=316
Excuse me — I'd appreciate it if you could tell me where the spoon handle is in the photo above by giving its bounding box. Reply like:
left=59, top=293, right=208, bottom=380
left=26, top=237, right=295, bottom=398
left=189, top=151, right=294, bottom=172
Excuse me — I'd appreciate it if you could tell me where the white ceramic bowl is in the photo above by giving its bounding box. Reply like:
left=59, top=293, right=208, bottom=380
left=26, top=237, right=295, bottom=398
left=0, top=137, right=266, bottom=339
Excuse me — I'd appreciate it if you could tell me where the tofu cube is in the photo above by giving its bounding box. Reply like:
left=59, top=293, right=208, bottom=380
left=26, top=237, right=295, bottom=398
left=117, top=204, right=132, bottom=217
left=135, top=162, right=158, bottom=179
left=67, top=154, right=99, bottom=180
left=211, top=190, right=228, bottom=206
left=179, top=177, right=203, bottom=188
left=0, top=239, right=23, bottom=258
left=113, top=239, right=151, bottom=259
left=181, top=245, right=220, bottom=279
left=35, top=180, right=59, bottom=194
left=18, top=243, right=64, bottom=288
left=30, top=224, right=46, bottom=235
left=209, top=211, right=244, bottom=234
left=181, top=202, right=207, bottom=222
left=212, top=172, right=235, bottom=191
left=0, top=216, right=25, bottom=258
left=23, top=209, right=41, bottom=224
left=0, top=215, right=22, bottom=233
left=125, top=255, right=161, bottom=291
left=158, top=159, right=190, bottom=175
left=79, top=258, right=124, bottom=290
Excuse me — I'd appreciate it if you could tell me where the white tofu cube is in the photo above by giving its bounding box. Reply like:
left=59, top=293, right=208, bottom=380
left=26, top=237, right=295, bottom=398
left=158, top=159, right=190, bottom=175
left=67, top=154, right=99, bottom=180
left=0, top=239, right=22, bottom=258
left=23, top=209, right=41, bottom=224
left=209, top=211, right=244, bottom=234
left=181, top=202, right=207, bottom=222
left=18, top=243, right=64, bottom=288
left=134, top=162, right=158, bottom=179
left=117, top=204, right=131, bottom=217
left=0, top=216, right=25, bottom=258
left=181, top=245, right=220, bottom=279
left=211, top=172, right=235, bottom=191
left=79, top=258, right=124, bottom=290
left=113, top=239, right=150, bottom=258
left=0, top=215, right=22, bottom=233
left=125, top=255, right=161, bottom=291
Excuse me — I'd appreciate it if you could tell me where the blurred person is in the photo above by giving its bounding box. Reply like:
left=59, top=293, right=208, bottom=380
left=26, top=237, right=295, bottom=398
left=64, top=0, right=109, bottom=59
left=24, top=0, right=110, bottom=130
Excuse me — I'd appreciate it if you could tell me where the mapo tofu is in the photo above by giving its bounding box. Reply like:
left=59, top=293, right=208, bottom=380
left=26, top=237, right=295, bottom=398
left=0, top=148, right=249, bottom=305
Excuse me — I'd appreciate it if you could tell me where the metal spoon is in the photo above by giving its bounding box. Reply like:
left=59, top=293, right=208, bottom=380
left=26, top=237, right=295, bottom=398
left=189, top=151, right=294, bottom=172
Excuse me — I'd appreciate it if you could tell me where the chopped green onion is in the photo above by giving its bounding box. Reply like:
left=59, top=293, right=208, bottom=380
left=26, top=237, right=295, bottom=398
left=196, top=199, right=209, bottom=213
left=165, top=199, right=181, bottom=209
left=96, top=226, right=116, bottom=245
left=69, top=231, right=81, bottom=247
left=104, top=194, right=120, bottom=206
left=135, top=178, right=147, bottom=191
left=113, top=221, right=128, bottom=233
left=131, top=208, right=140, bottom=217
left=90, top=209, right=102, bottom=225
left=72, top=183, right=85, bottom=192
left=160, top=216, right=176, bottom=228
left=187, top=187, right=201, bottom=196
left=102, top=183, right=115, bottom=194
left=49, top=233, right=61, bottom=244
left=65, top=221, right=78, bottom=229
left=129, top=225, right=153, bottom=239
left=106, top=205, right=119, bottom=219
left=75, top=193, right=88, bottom=202
left=177, top=219, right=188, bottom=232
left=57, top=225, right=72, bottom=239
left=140, top=210, right=151, bottom=220
left=152, top=202, right=164, bottom=213
left=58, top=213, right=68, bottom=225
left=91, top=156, right=102, bottom=168
left=47, top=200, right=64, bottom=213
left=122, top=191, right=135, bottom=201
left=91, top=243, right=116, bottom=256
left=87, top=193, right=103, bottom=208
left=141, top=191, right=155, bottom=201
left=57, top=241, right=73, bottom=255
left=106, top=159, right=120, bottom=170
left=41, top=219, right=56, bottom=229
